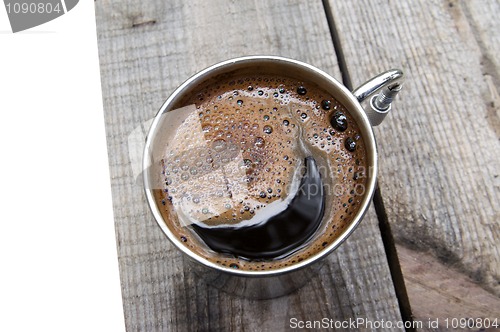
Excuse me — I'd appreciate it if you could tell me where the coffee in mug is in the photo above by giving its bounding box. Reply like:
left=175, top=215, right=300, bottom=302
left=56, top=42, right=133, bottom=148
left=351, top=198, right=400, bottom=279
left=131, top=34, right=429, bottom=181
left=151, top=72, right=368, bottom=271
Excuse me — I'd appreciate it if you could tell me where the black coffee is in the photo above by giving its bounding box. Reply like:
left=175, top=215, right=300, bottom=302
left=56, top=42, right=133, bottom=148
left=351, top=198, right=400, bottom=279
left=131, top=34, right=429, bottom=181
left=192, top=156, right=325, bottom=259
left=153, top=73, right=368, bottom=271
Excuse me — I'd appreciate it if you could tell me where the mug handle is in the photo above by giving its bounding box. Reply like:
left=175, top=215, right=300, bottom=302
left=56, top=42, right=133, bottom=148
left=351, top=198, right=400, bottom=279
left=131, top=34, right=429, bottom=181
left=352, top=69, right=404, bottom=126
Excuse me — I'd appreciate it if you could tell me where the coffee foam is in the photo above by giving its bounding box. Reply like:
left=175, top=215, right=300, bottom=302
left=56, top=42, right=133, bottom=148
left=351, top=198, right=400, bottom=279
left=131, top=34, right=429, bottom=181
left=153, top=74, right=368, bottom=271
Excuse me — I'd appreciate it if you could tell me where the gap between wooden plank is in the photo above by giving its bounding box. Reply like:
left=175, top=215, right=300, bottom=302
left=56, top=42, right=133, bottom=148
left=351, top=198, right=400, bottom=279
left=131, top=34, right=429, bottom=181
left=320, top=0, right=415, bottom=330
left=373, top=186, right=415, bottom=332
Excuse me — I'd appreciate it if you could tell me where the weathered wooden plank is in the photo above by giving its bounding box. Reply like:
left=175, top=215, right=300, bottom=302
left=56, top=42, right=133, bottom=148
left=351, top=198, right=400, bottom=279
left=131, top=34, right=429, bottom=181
left=327, top=0, right=500, bottom=325
left=397, top=244, right=500, bottom=330
left=95, top=0, right=403, bottom=330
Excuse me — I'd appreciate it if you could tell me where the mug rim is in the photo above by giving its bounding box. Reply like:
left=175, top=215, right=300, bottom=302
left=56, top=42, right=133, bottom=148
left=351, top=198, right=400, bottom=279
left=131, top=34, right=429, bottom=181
left=143, top=55, right=377, bottom=277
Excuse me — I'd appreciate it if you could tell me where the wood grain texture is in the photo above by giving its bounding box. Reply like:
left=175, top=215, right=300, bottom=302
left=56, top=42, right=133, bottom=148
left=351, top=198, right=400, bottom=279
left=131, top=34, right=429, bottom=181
left=327, top=0, right=500, bottom=324
left=397, top=244, right=500, bottom=330
left=95, top=0, right=403, bottom=331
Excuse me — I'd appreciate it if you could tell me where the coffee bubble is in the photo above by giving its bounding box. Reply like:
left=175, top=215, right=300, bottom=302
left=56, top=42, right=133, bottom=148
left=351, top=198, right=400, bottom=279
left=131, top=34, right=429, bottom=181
left=263, top=125, right=273, bottom=134
left=254, top=137, right=265, bottom=148
left=344, top=137, right=356, bottom=152
left=297, top=86, right=307, bottom=95
left=321, top=100, right=331, bottom=110
left=330, top=111, right=348, bottom=132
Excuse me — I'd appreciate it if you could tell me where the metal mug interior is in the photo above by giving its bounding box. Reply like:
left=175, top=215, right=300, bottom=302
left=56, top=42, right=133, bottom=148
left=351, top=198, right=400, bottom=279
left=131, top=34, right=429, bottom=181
left=143, top=56, right=378, bottom=299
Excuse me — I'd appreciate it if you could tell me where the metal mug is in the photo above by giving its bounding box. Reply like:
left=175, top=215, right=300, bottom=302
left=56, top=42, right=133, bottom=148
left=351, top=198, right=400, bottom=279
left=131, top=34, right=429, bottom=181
left=143, top=56, right=403, bottom=299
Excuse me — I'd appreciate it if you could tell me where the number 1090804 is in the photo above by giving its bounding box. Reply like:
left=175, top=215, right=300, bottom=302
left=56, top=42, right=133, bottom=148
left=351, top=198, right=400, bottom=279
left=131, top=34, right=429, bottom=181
left=5, top=2, right=63, bottom=14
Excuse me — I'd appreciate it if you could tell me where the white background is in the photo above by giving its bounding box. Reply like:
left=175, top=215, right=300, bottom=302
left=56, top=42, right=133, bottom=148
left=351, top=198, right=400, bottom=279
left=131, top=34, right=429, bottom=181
left=0, top=1, right=125, bottom=331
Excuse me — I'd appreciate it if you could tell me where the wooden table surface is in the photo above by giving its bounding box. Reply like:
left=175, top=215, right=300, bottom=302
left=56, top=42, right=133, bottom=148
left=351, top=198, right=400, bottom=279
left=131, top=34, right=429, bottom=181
left=95, top=0, right=500, bottom=331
